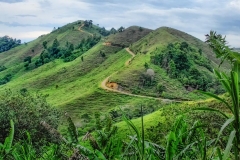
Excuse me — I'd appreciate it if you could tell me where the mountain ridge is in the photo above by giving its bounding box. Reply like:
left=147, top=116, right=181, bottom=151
left=0, top=20, right=227, bottom=125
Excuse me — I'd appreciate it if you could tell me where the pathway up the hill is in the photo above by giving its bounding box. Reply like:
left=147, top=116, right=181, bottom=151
left=100, top=47, right=175, bottom=103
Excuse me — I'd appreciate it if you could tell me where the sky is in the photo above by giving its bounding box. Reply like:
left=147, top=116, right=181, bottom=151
left=0, top=0, right=239, bottom=47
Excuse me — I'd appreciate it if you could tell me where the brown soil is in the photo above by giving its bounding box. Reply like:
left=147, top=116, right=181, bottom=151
left=78, top=24, right=93, bottom=37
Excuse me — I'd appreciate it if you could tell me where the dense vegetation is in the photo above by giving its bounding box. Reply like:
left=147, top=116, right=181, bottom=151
left=0, top=91, right=60, bottom=145
left=0, top=36, right=21, bottom=53
left=34, top=35, right=101, bottom=68
left=150, top=42, right=216, bottom=91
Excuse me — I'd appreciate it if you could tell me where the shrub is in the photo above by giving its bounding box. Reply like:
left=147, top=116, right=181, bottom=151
left=0, top=90, right=61, bottom=148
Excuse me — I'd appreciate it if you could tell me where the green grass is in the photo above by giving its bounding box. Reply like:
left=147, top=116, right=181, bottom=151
left=110, top=49, right=206, bottom=100
left=115, top=97, right=228, bottom=145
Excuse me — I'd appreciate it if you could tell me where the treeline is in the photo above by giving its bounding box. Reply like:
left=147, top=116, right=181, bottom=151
left=0, top=36, right=21, bottom=53
left=33, top=35, right=101, bottom=68
left=151, top=42, right=215, bottom=91
left=83, top=19, right=124, bottom=36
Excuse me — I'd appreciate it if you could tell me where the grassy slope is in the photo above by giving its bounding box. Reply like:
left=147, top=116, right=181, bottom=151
left=105, top=26, right=152, bottom=47
left=0, top=23, right=159, bottom=125
left=0, top=21, right=96, bottom=79
left=115, top=97, right=229, bottom=145
left=0, top=21, right=227, bottom=132
left=110, top=27, right=228, bottom=100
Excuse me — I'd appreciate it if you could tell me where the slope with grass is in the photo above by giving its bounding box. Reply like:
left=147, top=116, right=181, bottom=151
left=0, top=22, right=161, bottom=128
left=0, top=21, right=227, bottom=129
left=109, top=27, right=228, bottom=100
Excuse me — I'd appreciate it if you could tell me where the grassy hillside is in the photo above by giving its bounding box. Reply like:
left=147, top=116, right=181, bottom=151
left=115, top=98, right=227, bottom=145
left=0, top=21, right=228, bottom=129
left=109, top=27, right=228, bottom=100
left=0, top=22, right=161, bottom=128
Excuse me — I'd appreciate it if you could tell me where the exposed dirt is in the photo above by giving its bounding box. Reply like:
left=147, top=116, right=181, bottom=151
left=78, top=24, right=93, bottom=37
left=103, top=42, right=112, bottom=46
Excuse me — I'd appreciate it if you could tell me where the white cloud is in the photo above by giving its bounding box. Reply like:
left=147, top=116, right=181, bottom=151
left=229, top=0, right=240, bottom=9
left=0, top=0, right=239, bottom=47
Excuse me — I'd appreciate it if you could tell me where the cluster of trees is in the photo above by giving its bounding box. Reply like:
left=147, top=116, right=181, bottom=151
left=83, top=20, right=93, bottom=28
left=82, top=20, right=124, bottom=36
left=0, top=74, right=12, bottom=85
left=151, top=42, right=214, bottom=91
left=0, top=36, right=21, bottom=53
left=96, top=26, right=125, bottom=36
left=23, top=56, right=32, bottom=70
left=0, top=66, right=6, bottom=72
left=34, top=36, right=101, bottom=67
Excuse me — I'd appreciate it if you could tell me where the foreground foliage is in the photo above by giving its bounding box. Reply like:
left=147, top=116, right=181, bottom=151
left=0, top=90, right=60, bottom=149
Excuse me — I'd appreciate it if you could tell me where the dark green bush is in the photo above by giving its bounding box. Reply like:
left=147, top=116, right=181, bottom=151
left=0, top=90, right=61, bottom=148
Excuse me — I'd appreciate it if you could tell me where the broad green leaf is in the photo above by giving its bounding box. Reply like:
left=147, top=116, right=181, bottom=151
left=223, top=130, right=236, bottom=160
left=193, top=107, right=229, bottom=119
left=3, top=120, right=14, bottom=153
left=95, top=150, right=107, bottom=160
left=214, top=117, right=234, bottom=147
left=217, top=147, right=223, bottom=160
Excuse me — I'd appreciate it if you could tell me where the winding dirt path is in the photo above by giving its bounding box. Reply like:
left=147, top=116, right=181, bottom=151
left=100, top=47, right=175, bottom=103
left=78, top=24, right=93, bottom=37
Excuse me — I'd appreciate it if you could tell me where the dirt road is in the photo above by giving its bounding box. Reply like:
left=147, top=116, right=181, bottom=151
left=100, top=47, right=174, bottom=103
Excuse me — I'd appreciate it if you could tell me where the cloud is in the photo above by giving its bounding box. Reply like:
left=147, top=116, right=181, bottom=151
left=0, top=0, right=239, bottom=47
left=0, top=0, right=24, bottom=3
left=16, top=15, right=37, bottom=17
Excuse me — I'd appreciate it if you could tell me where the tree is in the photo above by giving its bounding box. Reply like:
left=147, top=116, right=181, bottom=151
left=0, top=36, right=21, bottom=53
left=84, top=20, right=93, bottom=28
left=168, top=60, right=176, bottom=78
left=24, top=56, right=32, bottom=63
left=198, top=48, right=202, bottom=55
left=117, top=26, right=125, bottom=32
left=110, top=28, right=117, bottom=34
left=42, top=41, right=47, bottom=49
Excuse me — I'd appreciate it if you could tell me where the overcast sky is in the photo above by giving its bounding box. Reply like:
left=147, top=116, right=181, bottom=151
left=0, top=0, right=239, bottom=47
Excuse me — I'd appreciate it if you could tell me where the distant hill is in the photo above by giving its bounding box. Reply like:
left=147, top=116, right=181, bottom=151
left=233, top=47, right=240, bottom=53
left=0, top=36, right=21, bottom=53
left=105, top=26, right=152, bottom=47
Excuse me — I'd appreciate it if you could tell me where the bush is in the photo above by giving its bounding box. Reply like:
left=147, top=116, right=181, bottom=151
left=0, top=90, right=61, bottom=148
left=156, top=83, right=165, bottom=93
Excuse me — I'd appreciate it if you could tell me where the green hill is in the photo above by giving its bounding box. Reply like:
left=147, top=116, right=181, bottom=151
left=0, top=21, right=159, bottom=128
left=109, top=27, right=228, bottom=100
left=0, top=21, right=228, bottom=128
